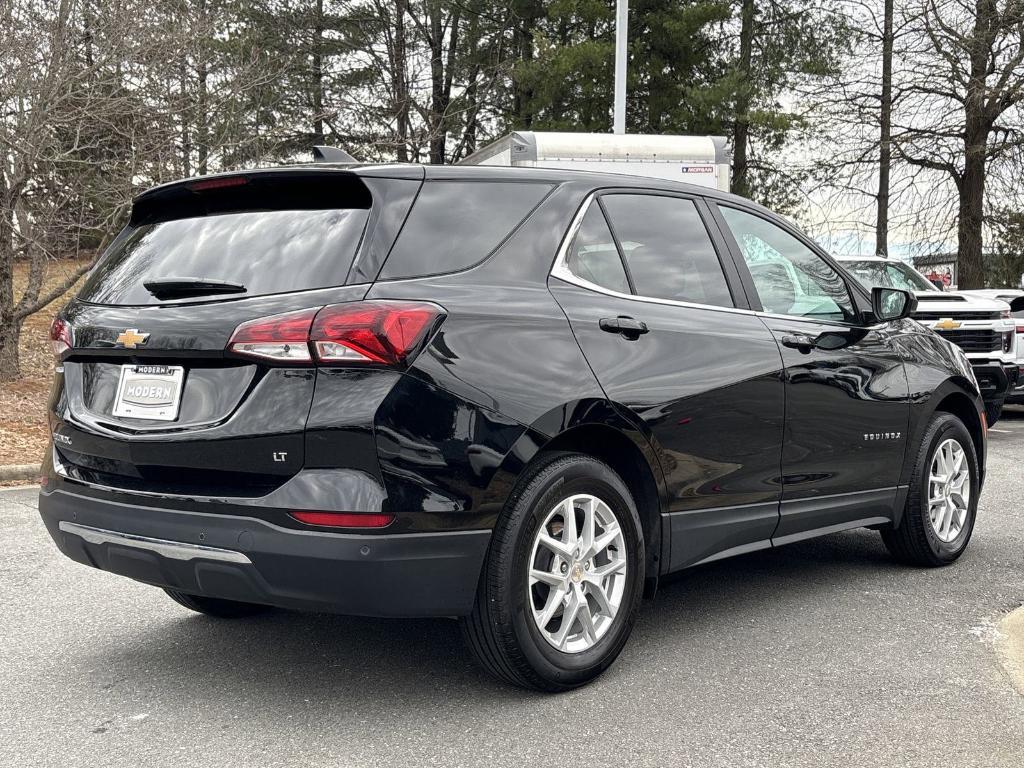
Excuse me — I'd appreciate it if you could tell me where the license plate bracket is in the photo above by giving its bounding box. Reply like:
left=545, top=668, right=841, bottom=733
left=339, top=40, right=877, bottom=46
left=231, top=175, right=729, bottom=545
left=112, top=364, right=185, bottom=421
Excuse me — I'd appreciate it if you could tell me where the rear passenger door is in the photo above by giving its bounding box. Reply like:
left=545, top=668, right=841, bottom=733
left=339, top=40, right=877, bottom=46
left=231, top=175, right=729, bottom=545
left=548, top=190, right=786, bottom=571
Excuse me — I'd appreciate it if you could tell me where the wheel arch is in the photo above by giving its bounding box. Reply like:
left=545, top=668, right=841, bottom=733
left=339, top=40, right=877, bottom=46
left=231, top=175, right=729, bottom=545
left=932, top=390, right=986, bottom=486
left=906, top=379, right=986, bottom=488
left=487, top=400, right=669, bottom=592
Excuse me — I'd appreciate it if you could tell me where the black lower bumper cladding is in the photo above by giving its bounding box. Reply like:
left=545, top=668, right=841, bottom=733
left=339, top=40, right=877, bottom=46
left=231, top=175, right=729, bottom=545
left=971, top=362, right=1018, bottom=402
left=39, top=488, right=490, bottom=618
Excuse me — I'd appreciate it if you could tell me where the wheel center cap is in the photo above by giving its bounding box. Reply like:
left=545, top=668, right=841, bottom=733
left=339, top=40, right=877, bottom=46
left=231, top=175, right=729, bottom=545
left=570, top=562, right=584, bottom=583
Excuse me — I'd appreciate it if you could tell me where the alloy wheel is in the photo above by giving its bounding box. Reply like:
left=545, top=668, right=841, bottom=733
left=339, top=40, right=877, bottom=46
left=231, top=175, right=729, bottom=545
left=927, top=437, right=971, bottom=543
left=527, top=494, right=627, bottom=653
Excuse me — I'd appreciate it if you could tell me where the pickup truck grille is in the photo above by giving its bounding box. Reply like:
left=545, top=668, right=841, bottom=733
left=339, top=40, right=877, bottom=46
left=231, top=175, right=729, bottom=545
left=934, top=329, right=1001, bottom=353
left=915, top=311, right=1001, bottom=321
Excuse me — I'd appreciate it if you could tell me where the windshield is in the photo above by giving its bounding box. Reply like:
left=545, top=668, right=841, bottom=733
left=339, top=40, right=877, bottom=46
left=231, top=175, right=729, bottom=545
left=842, top=260, right=938, bottom=293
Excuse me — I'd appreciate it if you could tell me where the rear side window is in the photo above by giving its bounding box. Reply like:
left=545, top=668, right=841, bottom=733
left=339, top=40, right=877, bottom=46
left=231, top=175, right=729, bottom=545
left=600, top=194, right=734, bottom=307
left=380, top=181, right=551, bottom=280
left=565, top=205, right=630, bottom=294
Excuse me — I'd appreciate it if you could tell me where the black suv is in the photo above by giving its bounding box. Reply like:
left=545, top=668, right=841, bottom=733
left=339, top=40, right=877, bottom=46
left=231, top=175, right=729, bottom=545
left=40, top=164, right=986, bottom=691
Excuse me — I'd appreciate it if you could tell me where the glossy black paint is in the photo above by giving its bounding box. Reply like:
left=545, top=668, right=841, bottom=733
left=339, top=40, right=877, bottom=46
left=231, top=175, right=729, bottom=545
left=40, top=163, right=986, bottom=618
left=758, top=317, right=909, bottom=512
left=550, top=278, right=786, bottom=568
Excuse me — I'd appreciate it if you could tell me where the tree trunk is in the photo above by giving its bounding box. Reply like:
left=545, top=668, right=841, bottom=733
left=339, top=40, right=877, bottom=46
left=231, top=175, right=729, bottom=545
left=312, top=0, right=325, bottom=145
left=393, top=0, right=410, bottom=162
left=196, top=61, right=209, bottom=174
left=427, top=3, right=459, bottom=164
left=956, top=0, right=995, bottom=290
left=875, top=0, right=893, bottom=257
left=195, top=0, right=209, bottom=175
left=732, top=0, right=755, bottom=199
left=460, top=77, right=479, bottom=160
left=512, top=13, right=537, bottom=128
left=0, top=317, right=24, bottom=383
left=958, top=123, right=987, bottom=289
left=179, top=57, right=192, bottom=178
left=0, top=183, right=16, bottom=381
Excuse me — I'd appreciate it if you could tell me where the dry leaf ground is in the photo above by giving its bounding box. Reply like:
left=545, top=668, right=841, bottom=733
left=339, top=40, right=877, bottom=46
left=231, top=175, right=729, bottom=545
left=1, top=260, right=85, bottom=467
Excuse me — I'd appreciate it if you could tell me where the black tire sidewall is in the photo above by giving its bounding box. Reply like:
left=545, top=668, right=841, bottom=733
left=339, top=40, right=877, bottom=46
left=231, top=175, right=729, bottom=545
left=916, top=416, right=979, bottom=561
left=504, top=457, right=644, bottom=687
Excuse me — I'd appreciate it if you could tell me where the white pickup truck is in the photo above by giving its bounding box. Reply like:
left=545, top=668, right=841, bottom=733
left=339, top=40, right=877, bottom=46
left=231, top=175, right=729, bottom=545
left=959, top=288, right=1024, bottom=407
left=837, top=256, right=1021, bottom=424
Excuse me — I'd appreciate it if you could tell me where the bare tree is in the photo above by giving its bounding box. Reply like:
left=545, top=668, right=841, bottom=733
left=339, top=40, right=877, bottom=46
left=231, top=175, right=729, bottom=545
left=0, top=0, right=151, bottom=380
left=0, top=0, right=288, bottom=380
left=876, top=0, right=894, bottom=255
left=898, top=0, right=1024, bottom=288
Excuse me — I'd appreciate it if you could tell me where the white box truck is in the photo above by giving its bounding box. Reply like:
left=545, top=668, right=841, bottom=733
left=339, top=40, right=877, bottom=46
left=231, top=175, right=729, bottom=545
left=459, top=131, right=731, bottom=192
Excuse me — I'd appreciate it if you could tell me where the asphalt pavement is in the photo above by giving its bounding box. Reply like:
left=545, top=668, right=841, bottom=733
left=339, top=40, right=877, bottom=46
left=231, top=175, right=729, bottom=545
left=3, top=410, right=1024, bottom=767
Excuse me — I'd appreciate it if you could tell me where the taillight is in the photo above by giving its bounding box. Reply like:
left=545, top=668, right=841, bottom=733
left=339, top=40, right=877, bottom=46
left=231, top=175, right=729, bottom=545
left=49, top=316, right=73, bottom=359
left=1003, top=331, right=1014, bottom=353
left=1016, top=324, right=1024, bottom=334
left=310, top=301, right=442, bottom=365
left=227, top=308, right=317, bottom=362
left=227, top=301, right=443, bottom=366
left=289, top=511, right=395, bottom=528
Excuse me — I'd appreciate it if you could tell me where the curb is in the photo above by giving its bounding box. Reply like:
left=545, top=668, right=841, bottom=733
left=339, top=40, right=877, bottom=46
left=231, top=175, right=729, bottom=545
left=0, top=464, right=41, bottom=483
left=997, top=606, right=1024, bottom=696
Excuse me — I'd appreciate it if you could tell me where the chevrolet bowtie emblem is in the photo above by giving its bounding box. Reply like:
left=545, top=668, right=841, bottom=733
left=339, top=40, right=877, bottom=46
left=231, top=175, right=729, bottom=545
left=115, top=328, right=150, bottom=348
left=934, top=318, right=961, bottom=331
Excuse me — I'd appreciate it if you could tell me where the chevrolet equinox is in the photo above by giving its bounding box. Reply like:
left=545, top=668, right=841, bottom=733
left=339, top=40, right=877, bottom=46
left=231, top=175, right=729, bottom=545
left=40, top=164, right=986, bottom=691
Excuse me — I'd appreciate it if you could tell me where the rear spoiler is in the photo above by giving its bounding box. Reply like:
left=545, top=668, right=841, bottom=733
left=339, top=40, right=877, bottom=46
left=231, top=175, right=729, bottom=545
left=130, top=169, right=372, bottom=226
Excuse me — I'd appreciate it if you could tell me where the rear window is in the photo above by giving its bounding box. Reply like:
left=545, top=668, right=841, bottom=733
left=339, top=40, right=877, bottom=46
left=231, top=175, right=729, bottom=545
left=79, top=208, right=369, bottom=305
left=379, top=180, right=552, bottom=280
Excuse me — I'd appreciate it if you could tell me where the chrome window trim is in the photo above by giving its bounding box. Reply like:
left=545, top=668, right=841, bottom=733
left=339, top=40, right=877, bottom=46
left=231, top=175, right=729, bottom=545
left=550, top=193, right=887, bottom=330
left=58, top=520, right=252, bottom=564
left=550, top=192, right=753, bottom=318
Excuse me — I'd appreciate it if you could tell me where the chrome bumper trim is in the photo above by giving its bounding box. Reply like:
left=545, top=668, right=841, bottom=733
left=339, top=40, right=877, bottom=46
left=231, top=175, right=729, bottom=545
left=58, top=521, right=252, bottom=565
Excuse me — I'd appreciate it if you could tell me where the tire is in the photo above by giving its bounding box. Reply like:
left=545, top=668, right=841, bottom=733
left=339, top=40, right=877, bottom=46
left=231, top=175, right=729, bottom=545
left=880, top=413, right=979, bottom=566
left=460, top=452, right=644, bottom=692
left=164, top=589, right=270, bottom=618
left=985, top=400, right=1003, bottom=426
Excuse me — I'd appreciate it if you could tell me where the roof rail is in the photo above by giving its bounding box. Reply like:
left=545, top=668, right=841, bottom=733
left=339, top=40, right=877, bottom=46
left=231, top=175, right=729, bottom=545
left=312, top=145, right=358, bottom=163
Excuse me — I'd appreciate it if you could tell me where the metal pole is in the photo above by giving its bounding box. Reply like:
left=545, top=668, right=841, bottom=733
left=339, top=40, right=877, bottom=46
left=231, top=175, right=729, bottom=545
left=613, top=0, right=628, bottom=134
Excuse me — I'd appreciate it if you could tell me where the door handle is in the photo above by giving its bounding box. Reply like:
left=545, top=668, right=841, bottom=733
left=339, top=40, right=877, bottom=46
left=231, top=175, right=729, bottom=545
left=599, top=316, right=649, bottom=339
left=780, top=333, right=814, bottom=354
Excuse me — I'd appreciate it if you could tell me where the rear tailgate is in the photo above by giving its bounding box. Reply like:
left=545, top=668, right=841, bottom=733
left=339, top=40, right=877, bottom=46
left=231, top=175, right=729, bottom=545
left=49, top=168, right=419, bottom=496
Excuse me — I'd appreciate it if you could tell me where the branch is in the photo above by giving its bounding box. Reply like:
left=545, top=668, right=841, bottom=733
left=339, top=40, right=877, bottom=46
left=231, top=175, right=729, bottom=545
left=13, top=257, right=95, bottom=321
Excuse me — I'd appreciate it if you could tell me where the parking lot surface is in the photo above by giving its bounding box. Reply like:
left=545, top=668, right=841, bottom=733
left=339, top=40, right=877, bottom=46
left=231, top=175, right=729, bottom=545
left=3, top=410, right=1024, bottom=767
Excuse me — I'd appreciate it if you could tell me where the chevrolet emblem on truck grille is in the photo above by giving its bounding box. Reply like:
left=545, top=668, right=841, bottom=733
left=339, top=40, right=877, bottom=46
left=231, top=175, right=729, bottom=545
left=115, top=328, right=150, bottom=348
left=934, top=318, right=961, bottom=331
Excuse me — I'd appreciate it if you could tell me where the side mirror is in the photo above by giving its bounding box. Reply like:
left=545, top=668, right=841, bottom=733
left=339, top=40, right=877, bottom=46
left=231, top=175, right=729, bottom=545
left=872, top=286, right=917, bottom=322
left=1008, top=296, right=1024, bottom=313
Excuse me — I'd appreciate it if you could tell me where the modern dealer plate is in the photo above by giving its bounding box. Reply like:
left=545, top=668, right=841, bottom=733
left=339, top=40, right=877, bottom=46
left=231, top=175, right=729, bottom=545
left=112, top=365, right=184, bottom=421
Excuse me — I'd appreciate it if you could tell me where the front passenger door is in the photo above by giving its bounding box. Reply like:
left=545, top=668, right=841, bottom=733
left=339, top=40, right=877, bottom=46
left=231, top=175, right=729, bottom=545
left=714, top=204, right=911, bottom=543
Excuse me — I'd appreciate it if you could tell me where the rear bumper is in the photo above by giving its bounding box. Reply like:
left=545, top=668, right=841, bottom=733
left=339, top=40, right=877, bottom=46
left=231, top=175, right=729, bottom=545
left=39, top=488, right=490, bottom=618
left=970, top=361, right=1018, bottom=404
